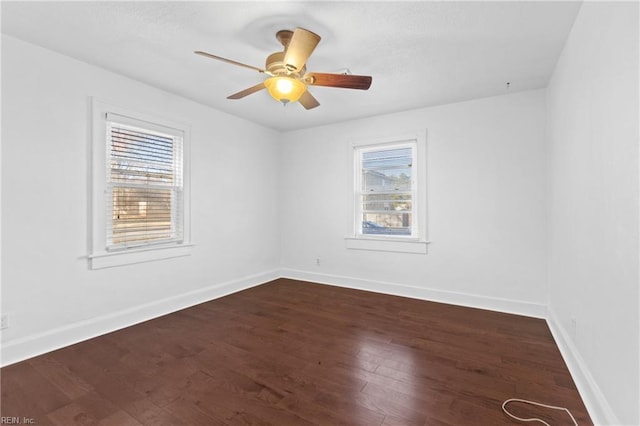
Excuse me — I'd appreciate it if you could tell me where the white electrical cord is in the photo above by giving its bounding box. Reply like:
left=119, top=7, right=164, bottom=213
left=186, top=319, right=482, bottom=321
left=502, top=398, right=578, bottom=426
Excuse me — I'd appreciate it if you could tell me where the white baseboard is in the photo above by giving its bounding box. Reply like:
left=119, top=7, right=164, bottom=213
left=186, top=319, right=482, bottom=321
left=546, top=308, right=619, bottom=426
left=280, top=268, right=548, bottom=318
left=0, top=269, right=279, bottom=367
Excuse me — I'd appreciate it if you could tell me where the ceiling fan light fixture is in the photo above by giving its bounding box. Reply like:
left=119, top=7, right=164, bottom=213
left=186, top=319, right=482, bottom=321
left=195, top=27, right=372, bottom=110
left=264, top=76, right=306, bottom=104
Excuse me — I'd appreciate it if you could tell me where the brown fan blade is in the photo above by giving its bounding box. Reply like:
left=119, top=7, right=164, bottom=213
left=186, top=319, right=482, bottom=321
left=227, top=83, right=266, bottom=99
left=194, top=51, right=266, bottom=74
left=304, top=73, right=372, bottom=90
left=298, top=90, right=320, bottom=110
left=283, top=28, right=321, bottom=73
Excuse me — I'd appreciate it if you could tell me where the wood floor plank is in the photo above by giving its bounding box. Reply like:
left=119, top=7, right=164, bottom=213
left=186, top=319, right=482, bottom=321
left=309, top=390, right=387, bottom=425
left=28, top=356, right=94, bottom=400
left=46, top=401, right=99, bottom=426
left=1, top=278, right=592, bottom=425
left=0, top=364, right=52, bottom=422
left=129, top=404, right=189, bottom=426
left=99, top=410, right=145, bottom=426
left=2, top=361, right=71, bottom=416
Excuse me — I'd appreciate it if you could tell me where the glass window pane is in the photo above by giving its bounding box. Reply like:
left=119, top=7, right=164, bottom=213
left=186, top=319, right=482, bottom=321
left=363, top=194, right=412, bottom=212
left=110, top=125, right=175, bottom=186
left=111, top=187, right=174, bottom=245
left=362, top=147, right=412, bottom=192
left=362, top=212, right=412, bottom=236
left=363, top=147, right=412, bottom=168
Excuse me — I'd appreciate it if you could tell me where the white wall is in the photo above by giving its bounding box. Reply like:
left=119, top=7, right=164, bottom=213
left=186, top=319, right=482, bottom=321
left=280, top=89, right=548, bottom=316
left=546, top=2, right=639, bottom=425
left=1, top=35, right=281, bottom=365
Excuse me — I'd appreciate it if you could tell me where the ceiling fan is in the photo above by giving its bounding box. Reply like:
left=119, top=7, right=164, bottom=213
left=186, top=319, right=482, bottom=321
left=194, top=27, right=372, bottom=110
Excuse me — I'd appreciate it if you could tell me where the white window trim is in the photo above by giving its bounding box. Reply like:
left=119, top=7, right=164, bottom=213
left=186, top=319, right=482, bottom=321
left=89, top=98, right=192, bottom=269
left=345, top=131, right=429, bottom=254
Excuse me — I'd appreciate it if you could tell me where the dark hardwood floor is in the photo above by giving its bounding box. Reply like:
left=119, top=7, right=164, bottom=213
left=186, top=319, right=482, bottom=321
left=1, top=278, right=591, bottom=425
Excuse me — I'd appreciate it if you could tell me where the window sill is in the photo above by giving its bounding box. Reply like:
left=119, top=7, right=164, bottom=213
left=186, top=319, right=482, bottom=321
left=89, top=243, right=193, bottom=269
left=344, top=236, right=429, bottom=254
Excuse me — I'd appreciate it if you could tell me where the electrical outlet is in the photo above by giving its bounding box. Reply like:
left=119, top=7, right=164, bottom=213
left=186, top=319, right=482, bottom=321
left=1, top=314, right=8, bottom=330
left=316, top=258, right=321, bottom=266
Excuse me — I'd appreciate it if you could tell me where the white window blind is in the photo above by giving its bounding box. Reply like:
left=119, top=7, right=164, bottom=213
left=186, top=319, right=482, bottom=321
left=106, top=113, right=184, bottom=250
left=355, top=142, right=417, bottom=238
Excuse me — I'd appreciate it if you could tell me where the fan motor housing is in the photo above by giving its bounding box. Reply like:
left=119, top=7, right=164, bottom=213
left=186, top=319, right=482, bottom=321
left=266, top=51, right=305, bottom=77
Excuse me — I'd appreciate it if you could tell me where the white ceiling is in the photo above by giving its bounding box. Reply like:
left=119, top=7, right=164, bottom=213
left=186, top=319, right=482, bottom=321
left=1, top=1, right=581, bottom=131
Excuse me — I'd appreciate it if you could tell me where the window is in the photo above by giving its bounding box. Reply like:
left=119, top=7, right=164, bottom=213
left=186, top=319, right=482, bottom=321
left=106, top=115, right=183, bottom=249
left=346, top=132, right=428, bottom=254
left=90, top=99, right=191, bottom=269
left=357, top=143, right=416, bottom=237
